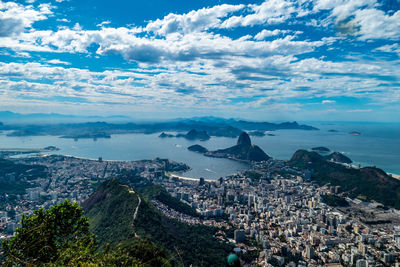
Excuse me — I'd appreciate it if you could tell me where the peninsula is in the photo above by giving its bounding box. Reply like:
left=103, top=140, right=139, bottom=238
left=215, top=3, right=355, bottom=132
left=204, top=132, right=270, bottom=162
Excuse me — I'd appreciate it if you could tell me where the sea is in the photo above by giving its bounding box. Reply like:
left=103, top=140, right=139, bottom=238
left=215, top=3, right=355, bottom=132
left=0, top=122, right=399, bottom=180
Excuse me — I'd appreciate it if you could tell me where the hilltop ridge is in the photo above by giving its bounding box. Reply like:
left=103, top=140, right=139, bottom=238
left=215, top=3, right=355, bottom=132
left=289, top=149, right=400, bottom=208
left=83, top=177, right=233, bottom=266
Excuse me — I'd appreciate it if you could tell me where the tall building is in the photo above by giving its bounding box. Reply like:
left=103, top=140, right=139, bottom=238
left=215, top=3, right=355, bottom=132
left=383, top=253, right=395, bottom=264
left=234, top=229, right=245, bottom=244
left=305, top=245, right=314, bottom=259
left=356, top=259, right=368, bottom=267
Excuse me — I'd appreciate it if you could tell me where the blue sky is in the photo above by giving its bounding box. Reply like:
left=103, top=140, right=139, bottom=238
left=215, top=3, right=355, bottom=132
left=0, top=0, right=399, bottom=121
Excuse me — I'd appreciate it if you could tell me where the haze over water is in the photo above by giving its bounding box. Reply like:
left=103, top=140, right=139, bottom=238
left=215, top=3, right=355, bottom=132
left=1, top=122, right=399, bottom=179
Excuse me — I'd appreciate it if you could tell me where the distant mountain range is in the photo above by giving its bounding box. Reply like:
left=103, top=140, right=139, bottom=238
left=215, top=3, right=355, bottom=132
left=0, top=111, right=131, bottom=124
left=0, top=112, right=319, bottom=139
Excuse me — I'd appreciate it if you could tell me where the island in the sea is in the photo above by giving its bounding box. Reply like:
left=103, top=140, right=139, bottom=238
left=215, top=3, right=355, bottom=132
left=349, top=131, right=361, bottom=135
left=44, top=146, right=60, bottom=151
left=248, top=130, right=266, bottom=137
left=159, top=129, right=211, bottom=141
left=60, top=132, right=111, bottom=140
left=203, top=132, right=270, bottom=162
left=159, top=132, right=175, bottom=138
left=187, top=144, right=208, bottom=153
left=176, top=129, right=210, bottom=141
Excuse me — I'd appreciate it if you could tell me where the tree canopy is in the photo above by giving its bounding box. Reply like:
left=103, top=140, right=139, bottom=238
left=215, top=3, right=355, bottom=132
left=1, top=200, right=171, bottom=266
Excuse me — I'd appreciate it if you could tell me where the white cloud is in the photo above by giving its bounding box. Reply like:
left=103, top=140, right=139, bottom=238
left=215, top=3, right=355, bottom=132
left=0, top=1, right=52, bottom=37
left=97, top=21, right=111, bottom=27
left=0, top=0, right=399, bottom=116
left=375, top=43, right=400, bottom=56
left=57, top=18, right=70, bottom=23
left=47, top=59, right=71, bottom=65
left=146, top=4, right=244, bottom=36
left=314, top=0, right=400, bottom=40
left=353, top=9, right=400, bottom=40
left=254, top=29, right=288, bottom=40
left=0, top=24, right=323, bottom=64
left=221, top=0, right=309, bottom=28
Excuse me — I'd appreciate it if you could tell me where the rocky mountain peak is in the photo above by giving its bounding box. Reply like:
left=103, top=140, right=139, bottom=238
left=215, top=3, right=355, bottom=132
left=237, top=132, right=252, bottom=146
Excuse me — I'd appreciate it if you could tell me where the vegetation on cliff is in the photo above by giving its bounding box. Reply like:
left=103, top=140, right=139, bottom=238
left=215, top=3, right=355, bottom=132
left=289, top=149, right=400, bottom=208
left=1, top=200, right=171, bottom=266
left=83, top=178, right=233, bottom=266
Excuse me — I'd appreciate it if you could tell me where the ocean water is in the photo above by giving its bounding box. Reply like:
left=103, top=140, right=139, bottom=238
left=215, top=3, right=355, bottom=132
left=0, top=122, right=399, bottom=179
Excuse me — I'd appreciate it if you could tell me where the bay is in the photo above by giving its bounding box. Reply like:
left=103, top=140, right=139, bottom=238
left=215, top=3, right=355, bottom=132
left=0, top=122, right=399, bottom=179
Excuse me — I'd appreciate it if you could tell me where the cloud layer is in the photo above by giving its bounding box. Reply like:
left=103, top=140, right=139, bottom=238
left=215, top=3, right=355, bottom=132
left=0, top=0, right=399, bottom=120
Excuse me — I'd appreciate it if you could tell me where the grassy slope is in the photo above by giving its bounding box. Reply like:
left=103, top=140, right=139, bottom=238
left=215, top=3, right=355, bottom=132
left=83, top=179, right=233, bottom=266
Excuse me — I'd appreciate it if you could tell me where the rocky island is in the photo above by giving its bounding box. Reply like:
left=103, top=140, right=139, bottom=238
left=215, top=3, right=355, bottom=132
left=60, top=132, right=111, bottom=140
left=176, top=129, right=211, bottom=141
left=158, top=132, right=175, bottom=138
left=204, top=132, right=270, bottom=162
left=44, top=146, right=60, bottom=151
left=187, top=144, right=208, bottom=153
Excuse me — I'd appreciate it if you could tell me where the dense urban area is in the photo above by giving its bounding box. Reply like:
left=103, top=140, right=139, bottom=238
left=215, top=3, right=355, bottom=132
left=1, top=153, right=400, bottom=266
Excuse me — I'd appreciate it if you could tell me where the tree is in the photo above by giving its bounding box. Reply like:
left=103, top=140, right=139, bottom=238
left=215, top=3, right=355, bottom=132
left=2, top=200, right=96, bottom=266
left=1, top=200, right=172, bottom=266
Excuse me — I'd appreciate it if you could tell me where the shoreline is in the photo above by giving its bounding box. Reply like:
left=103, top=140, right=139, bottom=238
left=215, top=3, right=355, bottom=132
left=8, top=150, right=400, bottom=181
left=167, top=173, right=215, bottom=182
left=389, top=173, right=400, bottom=180
left=347, top=163, right=400, bottom=179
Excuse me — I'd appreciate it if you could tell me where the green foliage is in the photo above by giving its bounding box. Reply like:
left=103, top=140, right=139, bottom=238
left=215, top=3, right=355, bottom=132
left=244, top=171, right=262, bottom=181
left=82, top=179, right=140, bottom=247
left=321, top=194, right=349, bottom=207
left=241, top=248, right=260, bottom=263
left=116, top=239, right=171, bottom=267
left=290, top=150, right=400, bottom=209
left=1, top=200, right=96, bottom=266
left=115, top=171, right=198, bottom=216
left=0, top=158, right=48, bottom=194
left=1, top=199, right=171, bottom=266
left=83, top=179, right=234, bottom=266
left=139, top=184, right=198, bottom=217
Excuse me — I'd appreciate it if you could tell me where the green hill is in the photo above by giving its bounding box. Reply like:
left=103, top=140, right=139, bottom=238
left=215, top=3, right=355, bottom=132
left=0, top=158, right=48, bottom=194
left=114, top=171, right=198, bottom=217
left=83, top=179, right=233, bottom=266
left=324, top=152, right=353, bottom=164
left=289, top=149, right=400, bottom=208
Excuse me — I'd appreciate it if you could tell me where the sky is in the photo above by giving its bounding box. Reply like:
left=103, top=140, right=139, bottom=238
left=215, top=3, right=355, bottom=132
left=0, top=0, right=399, bottom=121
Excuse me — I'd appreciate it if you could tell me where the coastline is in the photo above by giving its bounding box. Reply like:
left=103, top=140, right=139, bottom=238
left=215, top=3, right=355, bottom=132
left=167, top=173, right=215, bottom=182
left=389, top=173, right=400, bottom=180
left=13, top=152, right=400, bottom=182
left=347, top=163, right=400, bottom=180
